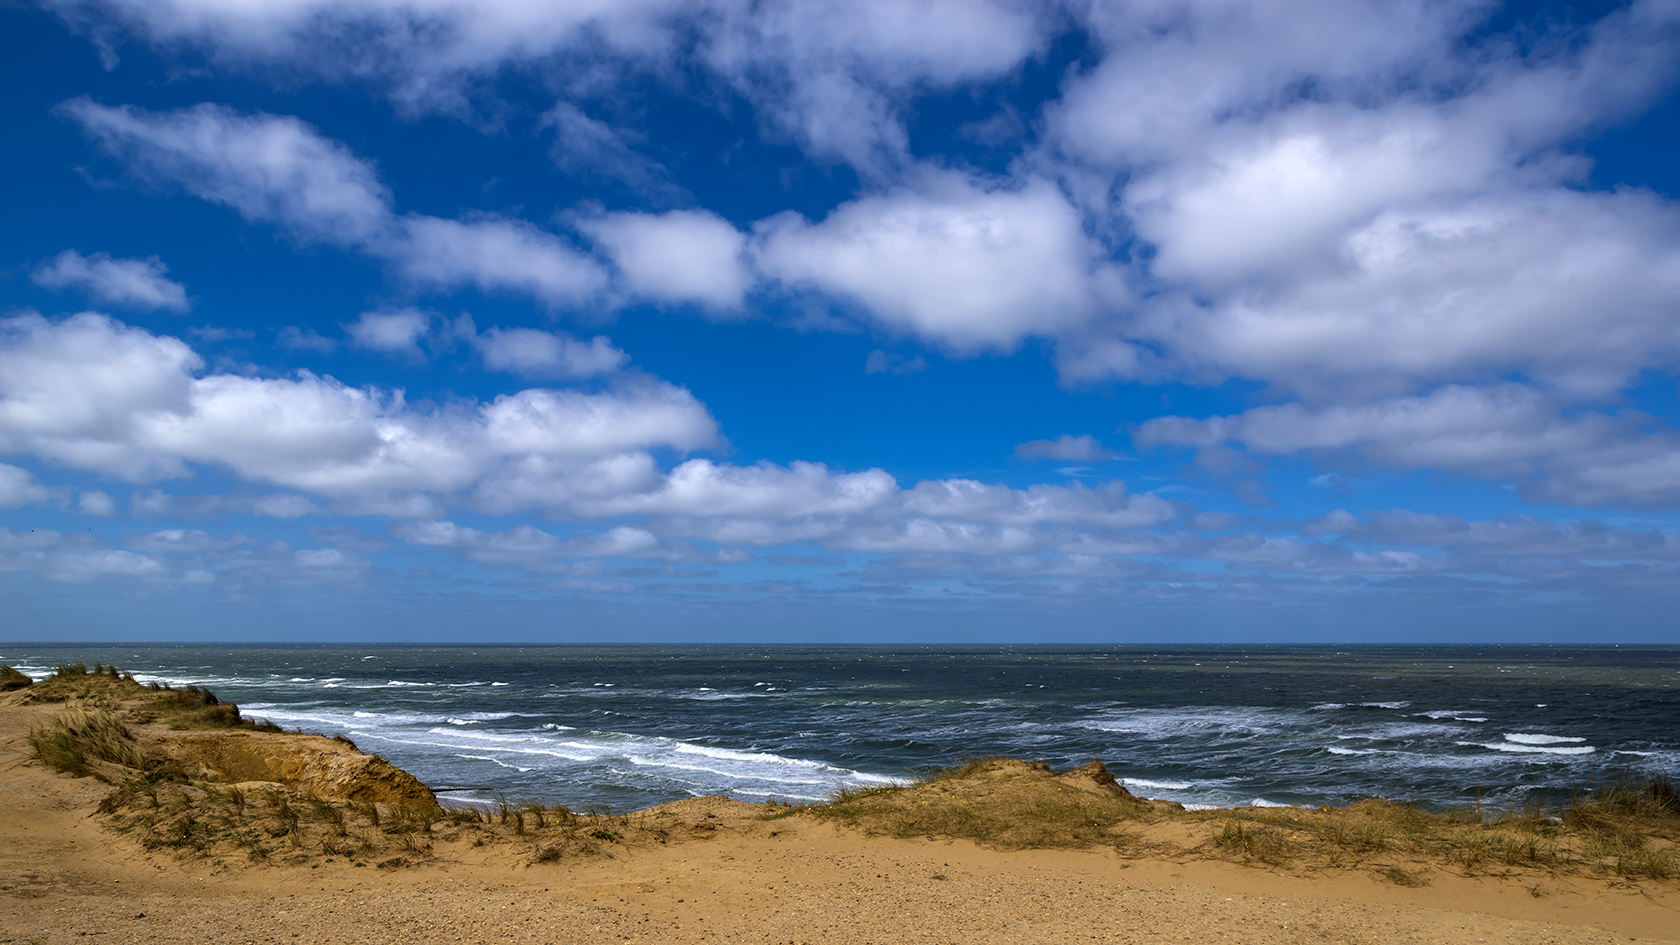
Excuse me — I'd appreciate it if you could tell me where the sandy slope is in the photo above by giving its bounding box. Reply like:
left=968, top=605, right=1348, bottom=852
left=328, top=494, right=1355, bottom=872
left=2, top=692, right=1676, bottom=945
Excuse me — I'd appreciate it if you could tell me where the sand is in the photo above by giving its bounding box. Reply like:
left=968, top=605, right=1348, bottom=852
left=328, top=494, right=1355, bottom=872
left=3, top=690, right=1676, bottom=945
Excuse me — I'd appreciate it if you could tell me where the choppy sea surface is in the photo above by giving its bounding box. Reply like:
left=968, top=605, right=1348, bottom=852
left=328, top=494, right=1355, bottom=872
left=3, top=645, right=1675, bottom=813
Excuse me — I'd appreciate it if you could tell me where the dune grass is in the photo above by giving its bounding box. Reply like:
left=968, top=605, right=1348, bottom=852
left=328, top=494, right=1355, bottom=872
left=805, top=758, right=1678, bottom=886
left=22, top=662, right=283, bottom=732
left=1200, top=777, right=1678, bottom=882
left=92, top=770, right=651, bottom=870
left=0, top=664, right=32, bottom=691
left=806, top=758, right=1160, bottom=851
left=26, top=707, right=147, bottom=779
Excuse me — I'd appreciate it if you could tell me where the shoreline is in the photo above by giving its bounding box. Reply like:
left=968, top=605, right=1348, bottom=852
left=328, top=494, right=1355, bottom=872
left=3, top=663, right=1678, bottom=944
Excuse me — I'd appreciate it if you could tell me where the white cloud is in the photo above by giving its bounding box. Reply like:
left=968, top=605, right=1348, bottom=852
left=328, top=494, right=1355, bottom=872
left=64, top=100, right=608, bottom=310
left=45, top=0, right=692, bottom=109
left=581, top=210, right=750, bottom=311
left=0, top=464, right=51, bottom=510
left=1014, top=434, right=1114, bottom=463
left=473, top=327, right=626, bottom=380
left=0, top=312, right=720, bottom=510
left=62, top=99, right=392, bottom=246
left=33, top=250, right=190, bottom=312
left=1093, top=188, right=1680, bottom=399
left=584, top=459, right=899, bottom=520
left=77, top=490, right=118, bottom=516
left=130, top=489, right=323, bottom=519
left=1306, top=509, right=1680, bottom=560
left=703, top=0, right=1051, bottom=176
left=47, top=1, right=1050, bottom=176
left=902, top=479, right=1172, bottom=529
left=125, top=528, right=248, bottom=552
left=1137, top=384, right=1680, bottom=506
left=396, top=216, right=605, bottom=307
left=391, top=520, right=688, bottom=566
left=0, top=528, right=168, bottom=581
left=0, top=311, right=201, bottom=480
left=756, top=175, right=1112, bottom=351
left=346, top=308, right=430, bottom=356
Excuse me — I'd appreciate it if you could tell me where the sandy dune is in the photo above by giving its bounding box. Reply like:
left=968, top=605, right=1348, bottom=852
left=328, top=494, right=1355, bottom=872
left=2, top=678, right=1675, bottom=945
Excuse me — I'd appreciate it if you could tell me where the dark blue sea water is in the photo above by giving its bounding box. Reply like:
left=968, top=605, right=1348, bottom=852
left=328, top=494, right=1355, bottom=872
left=4, top=645, right=1675, bottom=813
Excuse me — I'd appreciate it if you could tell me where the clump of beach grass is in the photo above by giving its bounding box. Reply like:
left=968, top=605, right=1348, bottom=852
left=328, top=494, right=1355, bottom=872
left=27, top=707, right=146, bottom=779
left=0, top=664, right=33, bottom=691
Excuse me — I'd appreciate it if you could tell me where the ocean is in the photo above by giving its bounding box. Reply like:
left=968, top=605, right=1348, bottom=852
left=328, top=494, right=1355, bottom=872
left=4, top=645, right=1675, bottom=814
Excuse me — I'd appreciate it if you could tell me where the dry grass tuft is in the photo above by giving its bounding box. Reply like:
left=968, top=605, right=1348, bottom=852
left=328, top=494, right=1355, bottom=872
left=0, top=664, right=32, bottom=691
left=27, top=707, right=146, bottom=779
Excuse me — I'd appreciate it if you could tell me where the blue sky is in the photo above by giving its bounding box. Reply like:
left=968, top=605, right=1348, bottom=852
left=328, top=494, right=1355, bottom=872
left=3, top=0, right=1679, bottom=643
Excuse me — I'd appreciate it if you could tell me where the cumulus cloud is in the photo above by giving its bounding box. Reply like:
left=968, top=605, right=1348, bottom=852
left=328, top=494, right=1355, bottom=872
left=124, top=528, right=248, bottom=552
left=1085, top=188, right=1680, bottom=399
left=33, top=250, right=190, bottom=312
left=346, top=308, right=430, bottom=356
left=395, top=216, right=605, bottom=307
left=0, top=312, right=720, bottom=512
left=390, top=520, right=706, bottom=568
left=1136, top=384, right=1680, bottom=506
left=580, top=210, right=750, bottom=311
left=756, top=175, right=1114, bottom=351
left=0, top=464, right=51, bottom=510
left=77, top=490, right=117, bottom=516
left=1014, top=434, right=1115, bottom=463
left=62, top=99, right=391, bottom=246
left=41, top=0, right=1680, bottom=529
left=0, top=527, right=166, bottom=582
left=130, top=490, right=324, bottom=519
left=472, top=327, right=627, bottom=380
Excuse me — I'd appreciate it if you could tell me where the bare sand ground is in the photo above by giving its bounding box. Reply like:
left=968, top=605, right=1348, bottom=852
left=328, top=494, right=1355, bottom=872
left=3, top=696, right=1676, bottom=945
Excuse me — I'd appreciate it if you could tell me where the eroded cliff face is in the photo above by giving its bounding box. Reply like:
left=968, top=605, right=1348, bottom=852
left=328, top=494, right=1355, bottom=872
left=7, top=665, right=435, bottom=805
left=155, top=731, right=435, bottom=804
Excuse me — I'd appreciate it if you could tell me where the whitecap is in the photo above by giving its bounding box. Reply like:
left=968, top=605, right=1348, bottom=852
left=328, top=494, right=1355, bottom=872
left=1419, top=710, right=1488, bottom=722
left=1327, top=747, right=1377, bottom=756
left=1458, top=741, right=1595, bottom=756
left=1121, top=778, right=1194, bottom=791
left=1504, top=733, right=1585, bottom=745
left=491, top=682, right=509, bottom=687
